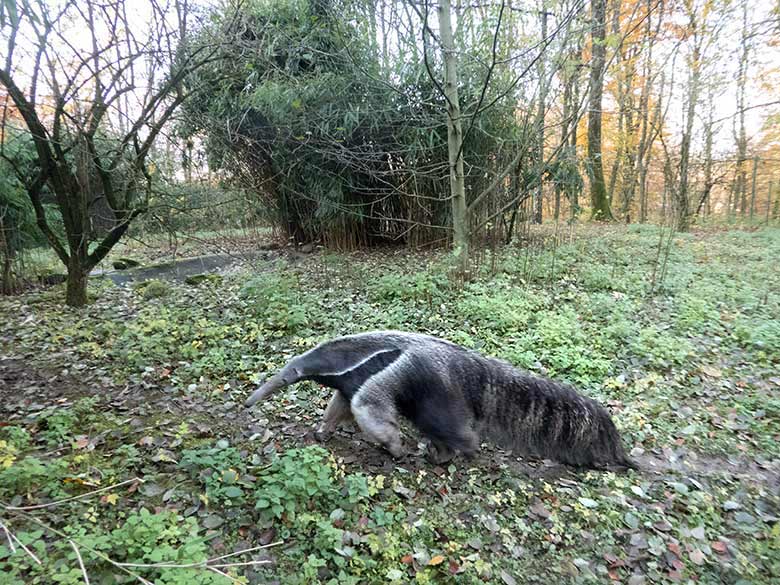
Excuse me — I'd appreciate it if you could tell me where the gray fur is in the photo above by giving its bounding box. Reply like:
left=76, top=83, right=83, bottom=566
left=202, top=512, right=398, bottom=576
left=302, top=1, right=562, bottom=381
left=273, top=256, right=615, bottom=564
left=246, top=331, right=637, bottom=470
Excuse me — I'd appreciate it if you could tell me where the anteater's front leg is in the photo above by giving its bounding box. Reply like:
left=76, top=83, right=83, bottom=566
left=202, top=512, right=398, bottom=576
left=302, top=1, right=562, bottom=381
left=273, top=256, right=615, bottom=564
left=315, top=390, right=353, bottom=442
left=351, top=394, right=406, bottom=459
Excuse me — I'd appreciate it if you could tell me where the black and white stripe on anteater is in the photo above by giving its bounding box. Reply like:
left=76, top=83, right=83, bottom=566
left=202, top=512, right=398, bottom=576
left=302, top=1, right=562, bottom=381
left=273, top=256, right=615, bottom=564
left=245, top=331, right=637, bottom=469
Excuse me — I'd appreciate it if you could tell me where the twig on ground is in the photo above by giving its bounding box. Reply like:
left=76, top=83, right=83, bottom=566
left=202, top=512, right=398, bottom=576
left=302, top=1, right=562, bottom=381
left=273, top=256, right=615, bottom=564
left=116, top=555, right=277, bottom=569
left=207, top=560, right=273, bottom=568
left=3, top=477, right=144, bottom=511
left=0, top=521, right=42, bottom=564
left=1, top=507, right=152, bottom=584
left=208, top=566, right=243, bottom=583
left=0, top=521, right=16, bottom=553
left=205, top=541, right=283, bottom=563
left=70, top=540, right=91, bottom=585
left=1, top=499, right=280, bottom=582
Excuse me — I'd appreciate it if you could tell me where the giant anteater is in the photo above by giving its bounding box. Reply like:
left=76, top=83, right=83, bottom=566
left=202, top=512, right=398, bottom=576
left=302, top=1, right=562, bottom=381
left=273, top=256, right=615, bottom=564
left=246, top=331, right=636, bottom=469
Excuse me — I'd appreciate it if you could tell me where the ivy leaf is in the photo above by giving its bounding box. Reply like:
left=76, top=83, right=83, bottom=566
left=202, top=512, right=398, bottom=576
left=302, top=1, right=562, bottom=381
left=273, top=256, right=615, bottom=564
left=222, top=486, right=242, bottom=498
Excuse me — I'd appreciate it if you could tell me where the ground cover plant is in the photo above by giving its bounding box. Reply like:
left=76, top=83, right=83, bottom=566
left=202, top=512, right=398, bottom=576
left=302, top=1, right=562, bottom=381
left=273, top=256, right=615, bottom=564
left=1, top=225, right=779, bottom=584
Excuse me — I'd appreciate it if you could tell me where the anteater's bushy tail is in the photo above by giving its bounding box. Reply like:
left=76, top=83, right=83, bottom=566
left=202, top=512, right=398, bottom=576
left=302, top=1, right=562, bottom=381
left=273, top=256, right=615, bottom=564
left=478, top=359, right=637, bottom=470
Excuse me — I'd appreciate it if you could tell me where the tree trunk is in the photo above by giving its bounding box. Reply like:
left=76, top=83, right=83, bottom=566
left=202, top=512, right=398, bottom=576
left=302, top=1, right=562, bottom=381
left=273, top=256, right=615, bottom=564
left=749, top=155, right=758, bottom=219
left=0, top=213, right=15, bottom=295
left=66, top=259, right=89, bottom=307
left=766, top=180, right=773, bottom=224
left=587, top=0, right=613, bottom=221
left=607, top=0, right=622, bottom=206
left=734, top=2, right=750, bottom=218
left=533, top=9, right=548, bottom=224
left=438, top=0, right=469, bottom=273
left=697, top=86, right=715, bottom=217
left=640, top=70, right=665, bottom=223
left=676, top=10, right=702, bottom=231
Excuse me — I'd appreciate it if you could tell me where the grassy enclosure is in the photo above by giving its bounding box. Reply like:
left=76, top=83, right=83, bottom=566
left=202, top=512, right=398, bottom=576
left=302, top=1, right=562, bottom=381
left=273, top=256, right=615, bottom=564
left=2, top=225, right=779, bottom=584
left=3, top=0, right=780, bottom=582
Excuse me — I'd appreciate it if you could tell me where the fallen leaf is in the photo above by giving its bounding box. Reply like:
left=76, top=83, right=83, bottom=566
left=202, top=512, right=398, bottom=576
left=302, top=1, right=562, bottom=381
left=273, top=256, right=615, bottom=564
left=711, top=541, right=728, bottom=554
left=734, top=512, right=756, bottom=525
left=690, top=525, right=705, bottom=540
left=689, top=548, right=705, bottom=565
left=428, top=555, right=445, bottom=566
left=139, top=482, right=165, bottom=497
left=700, top=365, right=721, bottom=378
left=530, top=502, right=551, bottom=519
left=73, top=436, right=89, bottom=449
left=500, top=570, right=517, bottom=585
left=203, top=514, right=224, bottom=529
left=102, top=493, right=119, bottom=505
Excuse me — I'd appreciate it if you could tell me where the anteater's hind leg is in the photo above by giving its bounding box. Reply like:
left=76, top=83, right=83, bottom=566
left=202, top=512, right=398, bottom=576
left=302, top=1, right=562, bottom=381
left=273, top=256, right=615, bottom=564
left=351, top=398, right=405, bottom=459
left=425, top=429, right=479, bottom=464
left=427, top=440, right=456, bottom=464
left=315, top=390, right=353, bottom=442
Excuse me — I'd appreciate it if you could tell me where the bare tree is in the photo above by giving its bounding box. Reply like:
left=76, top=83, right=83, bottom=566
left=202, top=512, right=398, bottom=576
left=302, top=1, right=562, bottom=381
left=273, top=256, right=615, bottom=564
left=437, top=0, right=469, bottom=272
left=532, top=7, right=549, bottom=225
left=731, top=1, right=750, bottom=218
left=0, top=0, right=234, bottom=305
left=586, top=0, right=613, bottom=220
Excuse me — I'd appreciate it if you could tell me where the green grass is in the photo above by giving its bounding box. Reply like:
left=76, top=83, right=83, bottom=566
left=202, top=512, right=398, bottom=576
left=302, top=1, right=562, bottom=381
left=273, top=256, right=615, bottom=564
left=1, top=224, right=779, bottom=584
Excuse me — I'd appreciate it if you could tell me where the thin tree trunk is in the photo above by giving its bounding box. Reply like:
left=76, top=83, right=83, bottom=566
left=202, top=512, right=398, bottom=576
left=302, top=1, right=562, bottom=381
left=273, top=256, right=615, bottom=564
left=533, top=9, right=548, bottom=224
left=676, top=9, right=702, bottom=231
left=766, top=180, right=774, bottom=225
left=640, top=71, right=665, bottom=223
left=749, top=155, right=758, bottom=219
left=734, top=2, right=750, bottom=217
left=698, top=86, right=715, bottom=217
left=587, top=0, right=613, bottom=220
left=0, top=212, right=15, bottom=295
left=607, top=0, right=623, bottom=205
left=438, top=0, right=469, bottom=273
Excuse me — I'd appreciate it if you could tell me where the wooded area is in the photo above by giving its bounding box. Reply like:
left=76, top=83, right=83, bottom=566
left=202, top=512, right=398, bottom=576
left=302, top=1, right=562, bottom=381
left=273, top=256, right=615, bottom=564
left=1, top=0, right=779, bottom=303
left=1, top=1, right=779, bottom=584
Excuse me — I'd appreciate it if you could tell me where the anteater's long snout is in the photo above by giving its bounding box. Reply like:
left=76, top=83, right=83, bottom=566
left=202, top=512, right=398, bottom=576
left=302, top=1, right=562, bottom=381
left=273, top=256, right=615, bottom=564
left=245, top=371, right=291, bottom=407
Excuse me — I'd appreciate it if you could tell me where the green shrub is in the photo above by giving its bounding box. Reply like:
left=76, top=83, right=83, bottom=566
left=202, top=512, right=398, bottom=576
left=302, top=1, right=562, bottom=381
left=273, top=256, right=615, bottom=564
left=254, top=446, right=337, bottom=526
left=0, top=456, right=68, bottom=498
left=631, top=326, right=694, bottom=368
left=135, top=279, right=172, bottom=299
left=675, top=295, right=721, bottom=333
left=367, top=269, right=448, bottom=303
left=733, top=316, right=780, bottom=363
left=528, top=309, right=611, bottom=386
left=180, top=440, right=247, bottom=505
left=0, top=511, right=225, bottom=585
left=1, top=426, right=31, bottom=452
left=458, top=283, right=541, bottom=334
left=36, top=410, right=77, bottom=447
left=241, top=273, right=311, bottom=333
